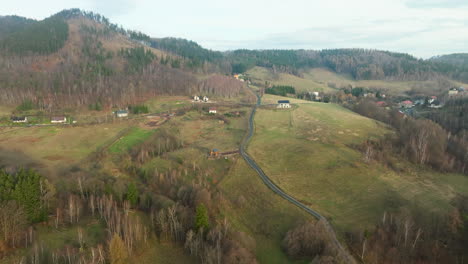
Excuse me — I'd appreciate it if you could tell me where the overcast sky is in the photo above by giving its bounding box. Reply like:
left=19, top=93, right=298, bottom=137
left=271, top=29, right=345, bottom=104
left=1, top=0, right=467, bottom=58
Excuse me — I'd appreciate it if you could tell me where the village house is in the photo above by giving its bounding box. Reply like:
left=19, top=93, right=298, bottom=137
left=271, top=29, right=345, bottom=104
left=51, top=116, right=67, bottom=124
left=277, top=100, right=291, bottom=108
left=193, top=95, right=200, bottom=102
left=428, top=96, right=437, bottom=104
left=449, top=88, right=459, bottom=96
left=399, top=100, right=414, bottom=109
left=429, top=100, right=442, bottom=108
left=209, top=107, right=217, bottom=114
left=209, top=148, right=220, bottom=158
left=203, top=96, right=209, bottom=102
left=11, top=116, right=27, bottom=123
left=116, top=110, right=129, bottom=118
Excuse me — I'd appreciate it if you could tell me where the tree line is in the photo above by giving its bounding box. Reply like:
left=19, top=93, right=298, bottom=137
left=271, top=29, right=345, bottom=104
left=352, top=99, right=468, bottom=174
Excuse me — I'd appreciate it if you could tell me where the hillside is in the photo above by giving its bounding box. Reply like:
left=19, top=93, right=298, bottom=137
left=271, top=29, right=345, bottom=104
left=0, top=9, right=250, bottom=112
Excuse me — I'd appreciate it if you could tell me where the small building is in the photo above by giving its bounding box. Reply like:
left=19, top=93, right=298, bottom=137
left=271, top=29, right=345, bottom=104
left=277, top=100, right=291, bottom=108
left=193, top=95, right=200, bottom=102
left=429, top=102, right=442, bottom=108
left=209, top=107, right=217, bottom=114
left=449, top=88, right=459, bottom=96
left=11, top=116, right=27, bottom=123
left=209, top=148, right=220, bottom=158
left=233, top=74, right=239, bottom=80
left=399, top=100, right=414, bottom=109
left=203, top=96, right=209, bottom=102
left=51, top=116, right=67, bottom=123
left=116, top=110, right=129, bottom=118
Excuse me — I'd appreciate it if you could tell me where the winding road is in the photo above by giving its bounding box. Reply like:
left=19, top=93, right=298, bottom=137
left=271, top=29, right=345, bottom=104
left=240, top=91, right=356, bottom=264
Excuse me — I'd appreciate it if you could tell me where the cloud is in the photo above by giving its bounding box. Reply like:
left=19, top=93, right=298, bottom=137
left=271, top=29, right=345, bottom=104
left=211, top=17, right=468, bottom=58
left=405, top=0, right=468, bottom=8
left=91, top=0, right=135, bottom=17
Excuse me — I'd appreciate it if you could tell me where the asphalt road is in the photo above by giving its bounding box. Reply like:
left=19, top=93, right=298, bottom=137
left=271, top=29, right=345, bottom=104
left=240, top=91, right=356, bottom=263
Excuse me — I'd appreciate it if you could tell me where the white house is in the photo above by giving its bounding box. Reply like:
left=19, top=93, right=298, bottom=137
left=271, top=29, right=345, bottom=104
left=193, top=95, right=200, bottom=101
left=116, top=110, right=129, bottom=118
left=449, top=88, right=459, bottom=96
left=277, top=100, right=291, bottom=108
left=203, top=96, right=209, bottom=102
left=209, top=107, right=217, bottom=114
left=11, top=116, right=27, bottom=123
left=51, top=116, right=67, bottom=123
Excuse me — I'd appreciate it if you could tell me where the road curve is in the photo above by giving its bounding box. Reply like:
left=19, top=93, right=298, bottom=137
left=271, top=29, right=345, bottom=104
left=240, top=92, right=356, bottom=264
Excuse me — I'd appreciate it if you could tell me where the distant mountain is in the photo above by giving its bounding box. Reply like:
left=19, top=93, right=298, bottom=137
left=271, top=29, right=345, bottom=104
left=0, top=8, right=467, bottom=111
left=430, top=54, right=468, bottom=82
left=431, top=53, right=468, bottom=66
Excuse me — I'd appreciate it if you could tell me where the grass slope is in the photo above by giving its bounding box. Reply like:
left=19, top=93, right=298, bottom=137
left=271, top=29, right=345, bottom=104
left=220, top=158, right=310, bottom=264
left=248, top=66, right=468, bottom=96
left=248, top=94, right=468, bottom=232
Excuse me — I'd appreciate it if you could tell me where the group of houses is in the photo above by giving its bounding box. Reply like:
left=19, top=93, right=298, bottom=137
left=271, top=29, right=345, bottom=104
left=233, top=74, right=246, bottom=82
left=396, top=95, right=441, bottom=109
left=193, top=95, right=210, bottom=103
left=10, top=116, right=67, bottom=124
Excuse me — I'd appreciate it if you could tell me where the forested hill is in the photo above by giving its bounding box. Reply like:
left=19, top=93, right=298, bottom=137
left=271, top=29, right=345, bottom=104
left=0, top=9, right=199, bottom=109
left=431, top=53, right=468, bottom=66
left=0, top=16, right=35, bottom=40
left=1, top=8, right=467, bottom=110
left=151, top=37, right=468, bottom=82
left=430, top=54, right=468, bottom=82
left=150, top=38, right=224, bottom=67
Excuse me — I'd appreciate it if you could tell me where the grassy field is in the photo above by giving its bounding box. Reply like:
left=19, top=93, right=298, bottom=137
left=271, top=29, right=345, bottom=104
left=0, top=122, right=129, bottom=176
left=247, top=67, right=333, bottom=93
left=108, top=127, right=155, bottom=153
left=247, top=94, right=468, bottom=232
left=219, top=154, right=311, bottom=264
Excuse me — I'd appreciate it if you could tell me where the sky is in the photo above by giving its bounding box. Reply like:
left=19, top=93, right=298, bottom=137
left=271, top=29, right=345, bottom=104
left=1, top=0, right=467, bottom=58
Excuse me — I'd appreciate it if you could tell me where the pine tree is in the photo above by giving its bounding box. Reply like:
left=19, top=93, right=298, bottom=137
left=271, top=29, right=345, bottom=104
left=126, top=182, right=138, bottom=207
left=195, top=204, right=209, bottom=231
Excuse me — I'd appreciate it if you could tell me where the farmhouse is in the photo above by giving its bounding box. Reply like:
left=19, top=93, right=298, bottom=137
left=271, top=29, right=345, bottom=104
left=209, top=148, right=220, bottom=158
left=116, top=110, right=129, bottom=118
left=203, top=96, right=209, bottom=102
left=11, top=116, right=27, bottom=123
left=399, top=100, right=414, bottom=109
left=209, top=107, right=217, bottom=114
left=277, top=100, right=291, bottom=108
left=449, top=88, right=459, bottom=96
left=193, top=95, right=200, bottom=101
left=51, top=116, right=67, bottom=123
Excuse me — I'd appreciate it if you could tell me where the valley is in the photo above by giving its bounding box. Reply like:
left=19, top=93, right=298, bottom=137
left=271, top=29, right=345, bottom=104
left=0, top=7, right=467, bottom=264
